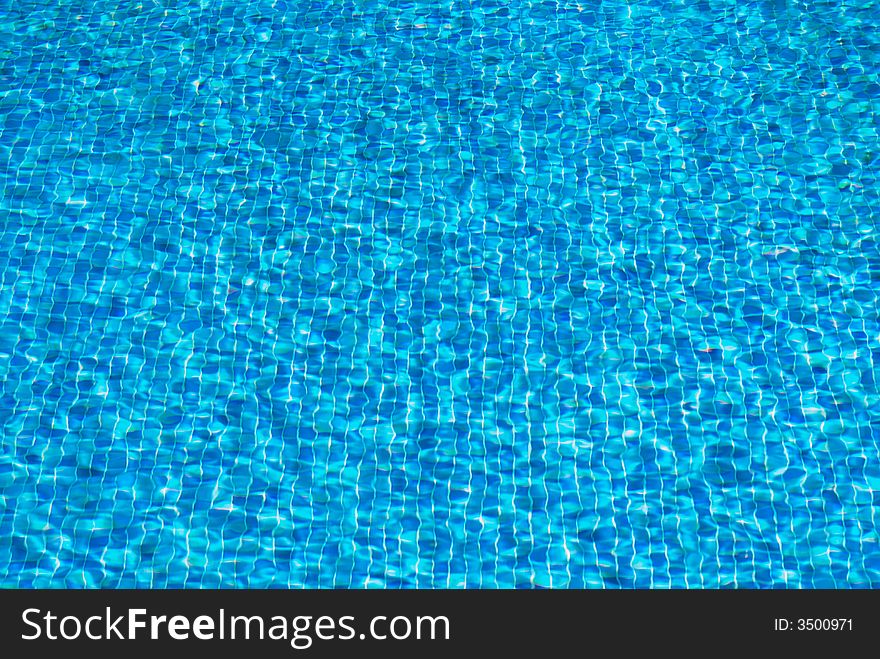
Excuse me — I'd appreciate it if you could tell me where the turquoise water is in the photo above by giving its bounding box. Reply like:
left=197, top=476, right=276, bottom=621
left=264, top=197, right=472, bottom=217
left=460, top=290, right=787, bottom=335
left=1, top=0, right=878, bottom=588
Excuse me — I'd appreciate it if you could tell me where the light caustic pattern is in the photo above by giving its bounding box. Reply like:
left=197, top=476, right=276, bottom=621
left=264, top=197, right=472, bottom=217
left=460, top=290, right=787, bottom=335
left=0, top=0, right=878, bottom=587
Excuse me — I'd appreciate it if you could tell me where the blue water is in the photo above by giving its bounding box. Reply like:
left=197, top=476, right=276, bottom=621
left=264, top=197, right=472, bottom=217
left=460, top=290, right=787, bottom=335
left=1, top=0, right=879, bottom=588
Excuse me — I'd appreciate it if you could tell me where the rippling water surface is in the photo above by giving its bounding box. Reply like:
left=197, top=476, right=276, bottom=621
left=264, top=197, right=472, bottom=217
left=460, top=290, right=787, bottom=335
left=1, top=0, right=879, bottom=587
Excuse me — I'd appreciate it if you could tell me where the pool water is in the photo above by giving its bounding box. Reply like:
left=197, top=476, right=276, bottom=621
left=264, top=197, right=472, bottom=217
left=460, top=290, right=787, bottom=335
left=1, top=0, right=878, bottom=588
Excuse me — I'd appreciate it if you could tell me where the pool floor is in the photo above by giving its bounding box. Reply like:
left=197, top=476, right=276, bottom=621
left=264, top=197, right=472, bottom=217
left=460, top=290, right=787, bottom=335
left=0, top=0, right=879, bottom=587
